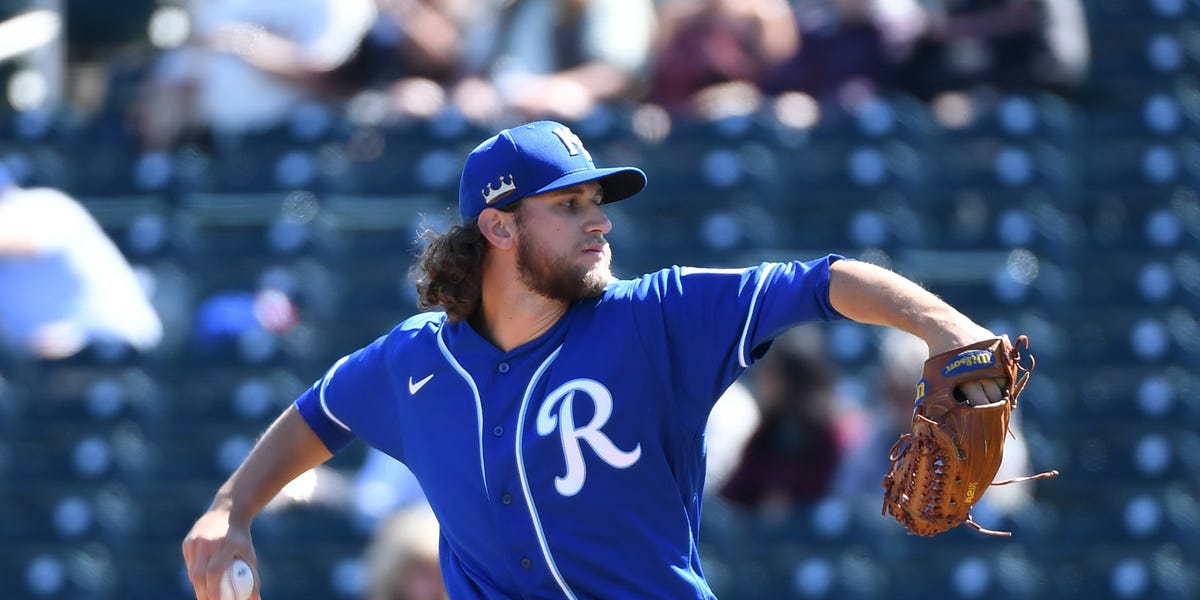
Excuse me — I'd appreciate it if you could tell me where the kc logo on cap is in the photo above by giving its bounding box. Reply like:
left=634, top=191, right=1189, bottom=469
left=458, top=121, right=647, bottom=223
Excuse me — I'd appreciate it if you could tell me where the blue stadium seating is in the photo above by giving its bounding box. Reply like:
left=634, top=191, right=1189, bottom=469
left=2, top=4, right=1198, bottom=596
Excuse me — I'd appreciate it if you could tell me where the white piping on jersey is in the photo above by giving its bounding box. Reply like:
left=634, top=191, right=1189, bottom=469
left=318, top=356, right=352, bottom=432
left=738, top=262, right=778, bottom=368
left=515, top=345, right=579, bottom=600
left=437, top=325, right=490, bottom=498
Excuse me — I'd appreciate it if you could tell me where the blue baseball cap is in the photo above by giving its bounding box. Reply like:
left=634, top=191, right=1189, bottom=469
left=458, top=121, right=647, bottom=223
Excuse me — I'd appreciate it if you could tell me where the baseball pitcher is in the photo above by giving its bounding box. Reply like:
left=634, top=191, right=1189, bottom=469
left=183, top=121, right=1016, bottom=599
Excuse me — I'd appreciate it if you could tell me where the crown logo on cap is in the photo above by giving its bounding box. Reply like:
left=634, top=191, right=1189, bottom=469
left=482, top=174, right=517, bottom=204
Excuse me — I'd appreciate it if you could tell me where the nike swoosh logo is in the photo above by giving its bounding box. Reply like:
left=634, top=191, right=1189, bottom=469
left=408, top=374, right=434, bottom=395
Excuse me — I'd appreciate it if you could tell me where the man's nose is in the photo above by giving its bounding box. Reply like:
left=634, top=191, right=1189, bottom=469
left=584, top=203, right=612, bottom=235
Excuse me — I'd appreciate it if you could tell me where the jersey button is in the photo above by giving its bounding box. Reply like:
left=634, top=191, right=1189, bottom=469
left=492, top=426, right=503, bottom=437
left=521, top=557, right=532, bottom=569
left=498, top=362, right=510, bottom=373
left=501, top=493, right=512, bottom=505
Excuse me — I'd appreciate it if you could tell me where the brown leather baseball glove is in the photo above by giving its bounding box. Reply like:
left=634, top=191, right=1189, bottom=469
left=881, top=335, right=1058, bottom=536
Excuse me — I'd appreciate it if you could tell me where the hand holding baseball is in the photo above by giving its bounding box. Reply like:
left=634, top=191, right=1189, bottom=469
left=955, top=376, right=1006, bottom=406
left=924, top=325, right=1005, bottom=406
left=182, top=505, right=260, bottom=600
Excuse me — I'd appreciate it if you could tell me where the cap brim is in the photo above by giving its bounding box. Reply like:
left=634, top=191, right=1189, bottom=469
left=531, top=166, right=647, bottom=206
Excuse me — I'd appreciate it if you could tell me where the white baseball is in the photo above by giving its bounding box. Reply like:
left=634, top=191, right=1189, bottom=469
left=220, top=558, right=255, bottom=600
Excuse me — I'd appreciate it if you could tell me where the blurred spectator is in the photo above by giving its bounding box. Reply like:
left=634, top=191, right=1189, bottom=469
left=0, top=3, right=66, bottom=114
left=889, top=0, right=1089, bottom=98
left=190, top=284, right=299, bottom=363
left=0, top=164, right=162, bottom=361
left=133, top=0, right=377, bottom=149
left=720, top=329, right=846, bottom=515
left=358, top=0, right=467, bottom=86
left=451, top=0, right=657, bottom=124
left=763, top=0, right=888, bottom=105
left=352, top=0, right=475, bottom=120
left=363, top=505, right=447, bottom=600
left=649, top=0, right=798, bottom=118
left=704, top=379, right=762, bottom=495
left=834, top=329, right=1039, bottom=521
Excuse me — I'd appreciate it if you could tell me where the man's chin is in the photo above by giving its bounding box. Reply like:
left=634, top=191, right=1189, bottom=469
left=520, top=256, right=613, bottom=302
left=584, top=265, right=615, bottom=289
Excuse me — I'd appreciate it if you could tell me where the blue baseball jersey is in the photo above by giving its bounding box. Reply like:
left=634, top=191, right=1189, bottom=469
left=296, top=255, right=846, bottom=599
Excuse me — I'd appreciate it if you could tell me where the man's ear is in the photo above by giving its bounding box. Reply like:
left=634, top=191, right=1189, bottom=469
left=477, top=208, right=516, bottom=250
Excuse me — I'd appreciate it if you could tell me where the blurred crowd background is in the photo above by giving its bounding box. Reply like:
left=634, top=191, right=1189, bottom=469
left=0, top=0, right=1197, bottom=598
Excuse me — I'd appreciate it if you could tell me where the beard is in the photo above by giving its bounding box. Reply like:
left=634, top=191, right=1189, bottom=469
left=515, top=219, right=612, bottom=302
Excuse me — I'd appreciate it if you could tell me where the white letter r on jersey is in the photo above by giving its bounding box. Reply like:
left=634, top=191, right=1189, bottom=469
left=536, top=379, right=641, bottom=496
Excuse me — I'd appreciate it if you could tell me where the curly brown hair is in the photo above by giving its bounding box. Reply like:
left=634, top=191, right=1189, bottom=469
left=411, top=221, right=490, bottom=322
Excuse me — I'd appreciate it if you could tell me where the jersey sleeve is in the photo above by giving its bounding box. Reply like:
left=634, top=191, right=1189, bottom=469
left=294, top=332, right=396, bottom=454
left=627, top=254, right=847, bottom=427
left=733, top=255, right=849, bottom=364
